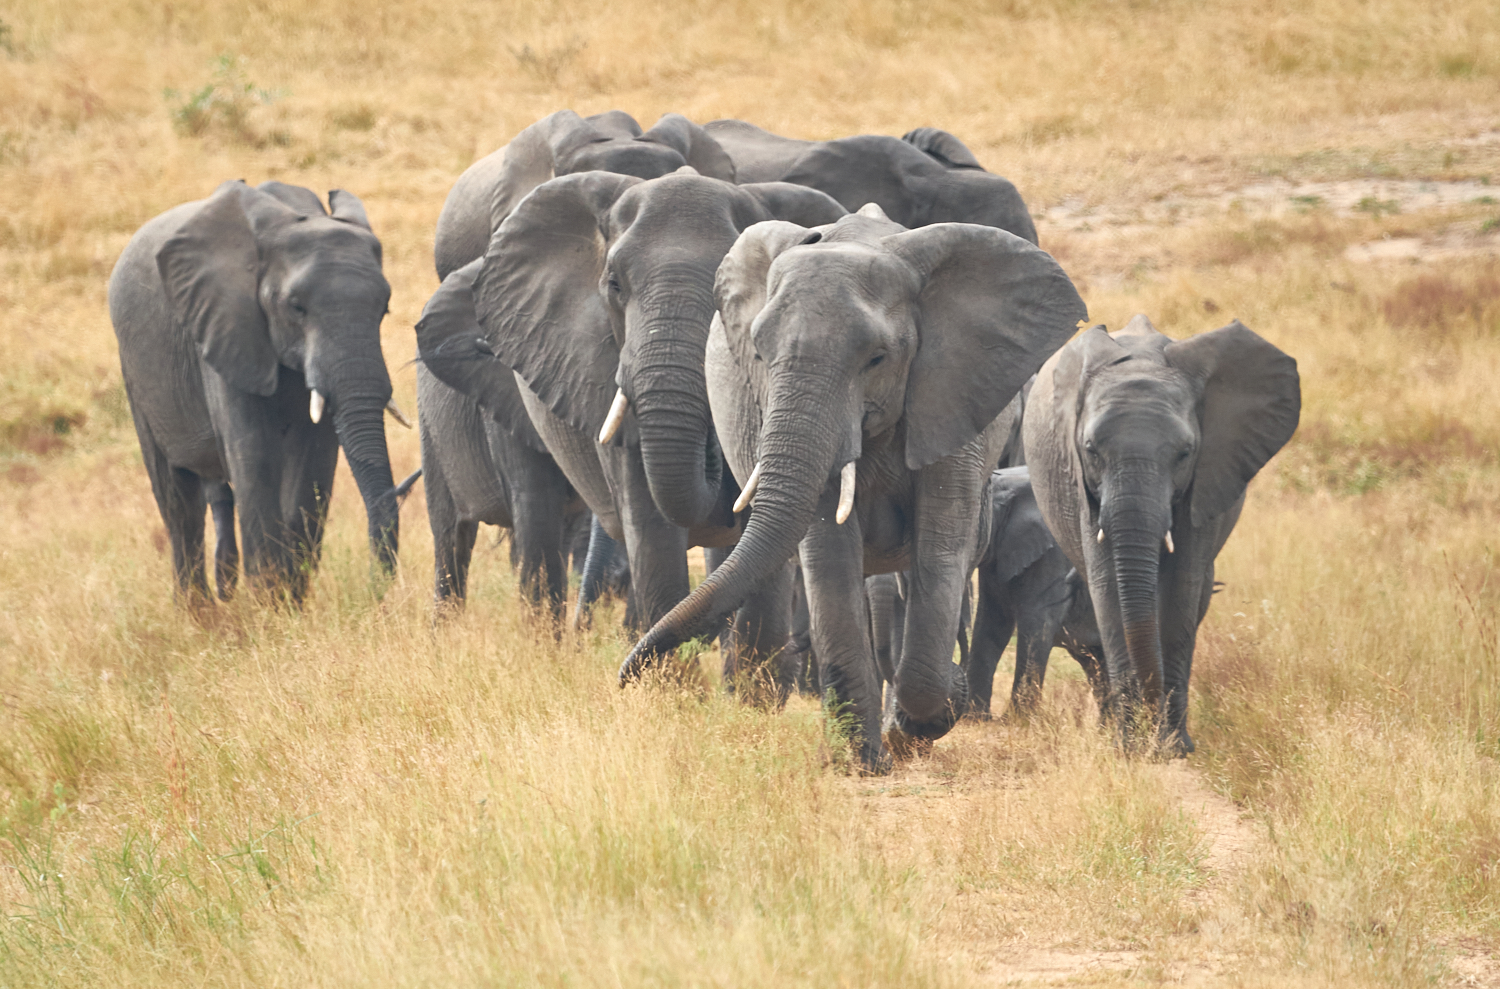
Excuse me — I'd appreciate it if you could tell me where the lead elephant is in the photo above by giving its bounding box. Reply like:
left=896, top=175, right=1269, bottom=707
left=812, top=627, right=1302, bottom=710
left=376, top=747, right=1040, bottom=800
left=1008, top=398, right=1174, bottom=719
left=704, top=120, right=1036, bottom=243
left=618, top=207, right=1086, bottom=771
left=1022, top=315, right=1300, bottom=754
left=108, top=180, right=405, bottom=601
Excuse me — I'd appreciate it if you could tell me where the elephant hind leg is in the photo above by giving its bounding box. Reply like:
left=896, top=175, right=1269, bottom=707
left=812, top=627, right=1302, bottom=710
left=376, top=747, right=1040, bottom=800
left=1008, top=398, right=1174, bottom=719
left=206, top=482, right=239, bottom=601
left=968, top=585, right=1013, bottom=720
left=134, top=424, right=210, bottom=601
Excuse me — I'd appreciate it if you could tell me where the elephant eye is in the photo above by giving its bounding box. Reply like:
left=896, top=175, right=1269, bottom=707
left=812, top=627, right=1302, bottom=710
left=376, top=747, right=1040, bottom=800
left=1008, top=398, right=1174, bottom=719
left=866, top=352, right=886, bottom=370
left=607, top=275, right=622, bottom=295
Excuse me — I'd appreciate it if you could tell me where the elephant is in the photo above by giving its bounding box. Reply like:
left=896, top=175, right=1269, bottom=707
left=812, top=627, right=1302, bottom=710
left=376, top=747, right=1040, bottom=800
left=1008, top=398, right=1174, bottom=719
left=703, top=120, right=1037, bottom=244
left=618, top=206, right=1087, bottom=771
left=1022, top=314, right=1300, bottom=754
left=434, top=109, right=736, bottom=281
left=415, top=259, right=592, bottom=620
left=420, top=165, right=846, bottom=662
left=964, top=466, right=1106, bottom=719
left=108, top=180, right=406, bottom=601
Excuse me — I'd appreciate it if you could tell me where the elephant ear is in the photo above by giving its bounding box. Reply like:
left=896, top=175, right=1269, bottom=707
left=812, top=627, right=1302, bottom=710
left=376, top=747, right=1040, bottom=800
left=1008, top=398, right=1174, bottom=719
left=988, top=467, right=1058, bottom=583
left=156, top=181, right=292, bottom=397
left=640, top=113, right=737, bottom=181
left=1165, top=320, right=1301, bottom=526
left=901, top=127, right=985, bottom=170
left=415, top=259, right=547, bottom=453
left=887, top=223, right=1087, bottom=470
left=714, top=220, right=828, bottom=372
left=738, top=182, right=848, bottom=228
left=474, top=170, right=641, bottom=435
left=783, top=135, right=930, bottom=223
left=256, top=180, right=326, bottom=216
left=488, top=110, right=595, bottom=233
left=328, top=189, right=374, bottom=232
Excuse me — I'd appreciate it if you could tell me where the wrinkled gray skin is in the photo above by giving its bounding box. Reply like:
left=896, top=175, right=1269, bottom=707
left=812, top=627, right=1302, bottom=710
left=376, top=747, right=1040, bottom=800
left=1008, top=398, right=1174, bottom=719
left=427, top=146, right=846, bottom=648
left=619, top=209, right=1087, bottom=771
left=705, top=120, right=1037, bottom=244
left=1024, top=316, right=1300, bottom=754
left=965, top=466, right=1106, bottom=718
left=109, top=180, right=400, bottom=601
left=415, top=259, right=591, bottom=620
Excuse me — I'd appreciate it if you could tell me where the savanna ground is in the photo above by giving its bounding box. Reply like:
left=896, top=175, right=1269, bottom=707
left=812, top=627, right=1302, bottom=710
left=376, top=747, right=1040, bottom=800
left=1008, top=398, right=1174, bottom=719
left=2, top=0, right=1499, bottom=984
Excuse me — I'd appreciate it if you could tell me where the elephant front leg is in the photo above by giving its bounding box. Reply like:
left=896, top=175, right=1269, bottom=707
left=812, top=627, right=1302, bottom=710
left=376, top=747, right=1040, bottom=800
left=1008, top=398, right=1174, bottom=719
left=278, top=417, right=341, bottom=603
left=605, top=446, right=690, bottom=632
left=724, top=560, right=795, bottom=709
left=800, top=494, right=889, bottom=774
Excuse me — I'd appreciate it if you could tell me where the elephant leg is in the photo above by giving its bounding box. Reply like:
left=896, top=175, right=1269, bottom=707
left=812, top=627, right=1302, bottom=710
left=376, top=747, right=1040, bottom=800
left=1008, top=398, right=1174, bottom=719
left=969, top=582, right=1014, bottom=720
left=205, top=481, right=238, bottom=601
left=131, top=412, right=210, bottom=601
left=279, top=418, right=340, bottom=603
left=1159, top=558, right=1214, bottom=756
left=725, top=561, right=795, bottom=709
left=867, top=574, right=899, bottom=687
left=1011, top=577, right=1066, bottom=718
left=422, top=450, right=475, bottom=607
left=800, top=493, right=888, bottom=774
left=510, top=470, right=571, bottom=625
left=575, top=516, right=622, bottom=628
left=607, top=447, right=690, bottom=632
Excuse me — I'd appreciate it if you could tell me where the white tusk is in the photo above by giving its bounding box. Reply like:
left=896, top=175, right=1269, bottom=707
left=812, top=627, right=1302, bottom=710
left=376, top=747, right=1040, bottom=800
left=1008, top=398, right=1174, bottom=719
left=385, top=398, right=412, bottom=429
left=1164, top=531, right=1175, bottom=554
left=1097, top=528, right=1105, bottom=544
left=598, top=388, right=628, bottom=444
left=309, top=389, right=325, bottom=424
left=835, top=461, right=857, bottom=524
left=894, top=572, right=906, bottom=601
left=732, top=462, right=762, bottom=513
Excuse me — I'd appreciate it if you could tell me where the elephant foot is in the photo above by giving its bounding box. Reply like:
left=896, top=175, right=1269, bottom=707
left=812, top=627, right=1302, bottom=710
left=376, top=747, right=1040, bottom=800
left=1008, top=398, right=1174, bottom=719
left=1159, top=729, right=1196, bottom=758
left=856, top=741, right=894, bottom=776
left=883, top=727, right=934, bottom=762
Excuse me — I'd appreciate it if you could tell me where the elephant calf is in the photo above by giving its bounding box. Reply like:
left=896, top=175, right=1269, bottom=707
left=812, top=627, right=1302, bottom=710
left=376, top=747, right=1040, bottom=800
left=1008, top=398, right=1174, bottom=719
left=1023, top=315, right=1300, bottom=754
left=108, top=180, right=406, bottom=601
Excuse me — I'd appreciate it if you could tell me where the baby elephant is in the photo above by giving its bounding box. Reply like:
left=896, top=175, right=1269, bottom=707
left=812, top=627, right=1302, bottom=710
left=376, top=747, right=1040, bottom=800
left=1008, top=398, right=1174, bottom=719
left=965, top=467, right=1105, bottom=719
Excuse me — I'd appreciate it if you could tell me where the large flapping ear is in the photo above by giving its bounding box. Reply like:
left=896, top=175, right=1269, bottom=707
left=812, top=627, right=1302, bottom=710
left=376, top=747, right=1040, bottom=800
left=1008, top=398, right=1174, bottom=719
left=887, top=223, right=1087, bottom=470
left=900, top=127, right=985, bottom=170
left=640, top=113, right=737, bottom=181
left=1165, top=320, right=1301, bottom=525
left=328, top=189, right=374, bottom=232
left=156, top=181, right=292, bottom=397
left=256, top=180, right=326, bottom=216
left=737, top=182, right=847, bottom=228
left=713, top=220, right=826, bottom=371
left=414, top=259, right=547, bottom=453
left=488, top=110, right=596, bottom=232
left=473, top=171, right=641, bottom=434
left=988, top=468, right=1059, bottom=583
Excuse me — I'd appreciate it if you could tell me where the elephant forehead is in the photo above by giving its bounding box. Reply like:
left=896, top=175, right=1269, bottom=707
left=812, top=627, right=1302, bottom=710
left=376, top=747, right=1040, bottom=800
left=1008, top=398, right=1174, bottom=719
left=768, top=242, right=914, bottom=302
left=271, top=216, right=381, bottom=262
left=1083, top=368, right=1197, bottom=425
left=612, top=174, right=739, bottom=232
left=564, top=140, right=684, bottom=178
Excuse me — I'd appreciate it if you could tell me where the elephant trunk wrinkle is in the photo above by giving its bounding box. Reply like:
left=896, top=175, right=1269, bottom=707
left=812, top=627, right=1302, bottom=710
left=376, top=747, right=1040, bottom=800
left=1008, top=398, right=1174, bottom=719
left=1102, top=490, right=1170, bottom=716
left=333, top=398, right=399, bottom=572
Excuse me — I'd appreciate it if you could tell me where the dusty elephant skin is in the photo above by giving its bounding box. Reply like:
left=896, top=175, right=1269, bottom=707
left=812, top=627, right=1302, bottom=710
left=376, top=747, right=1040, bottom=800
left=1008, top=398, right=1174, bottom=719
left=705, top=119, right=1037, bottom=244
left=619, top=207, right=1087, bottom=771
left=1023, top=315, right=1301, bottom=755
left=414, top=259, right=593, bottom=622
left=108, top=180, right=402, bottom=602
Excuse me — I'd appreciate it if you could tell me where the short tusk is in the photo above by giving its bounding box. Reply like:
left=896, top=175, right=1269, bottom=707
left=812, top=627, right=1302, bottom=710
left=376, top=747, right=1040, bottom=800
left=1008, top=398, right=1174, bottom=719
left=732, top=462, right=762, bottom=513
left=385, top=398, right=413, bottom=429
left=1097, top=528, right=1105, bottom=544
left=894, top=572, right=906, bottom=601
left=1164, top=530, right=1175, bottom=554
left=598, top=388, right=628, bottom=444
left=310, top=389, right=325, bottom=424
left=835, top=461, right=857, bottom=524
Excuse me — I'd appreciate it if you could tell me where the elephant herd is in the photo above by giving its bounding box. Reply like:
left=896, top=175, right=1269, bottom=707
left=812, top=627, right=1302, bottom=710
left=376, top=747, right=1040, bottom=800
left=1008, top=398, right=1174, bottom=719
left=108, top=109, right=1300, bottom=772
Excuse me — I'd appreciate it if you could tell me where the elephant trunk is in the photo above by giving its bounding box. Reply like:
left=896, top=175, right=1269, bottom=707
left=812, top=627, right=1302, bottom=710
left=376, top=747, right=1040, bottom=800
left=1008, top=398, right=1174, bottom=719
left=620, top=368, right=844, bottom=680
left=327, top=356, right=399, bottom=574
left=626, top=301, right=724, bottom=529
left=1101, top=476, right=1169, bottom=727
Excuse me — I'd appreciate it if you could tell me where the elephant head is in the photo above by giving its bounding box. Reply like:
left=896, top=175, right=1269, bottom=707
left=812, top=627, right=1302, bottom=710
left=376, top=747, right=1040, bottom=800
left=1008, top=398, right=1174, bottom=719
left=435, top=110, right=736, bottom=279
left=1024, top=315, right=1300, bottom=747
left=619, top=207, right=1086, bottom=712
left=156, top=180, right=401, bottom=572
left=431, top=169, right=845, bottom=530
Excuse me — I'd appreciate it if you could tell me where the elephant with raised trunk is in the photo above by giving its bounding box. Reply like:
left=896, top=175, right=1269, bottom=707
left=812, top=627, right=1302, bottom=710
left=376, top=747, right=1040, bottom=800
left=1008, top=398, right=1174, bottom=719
left=705, top=120, right=1036, bottom=244
left=1023, top=315, right=1300, bottom=754
left=420, top=161, right=846, bottom=650
left=109, top=180, right=406, bottom=600
left=619, top=206, right=1086, bottom=771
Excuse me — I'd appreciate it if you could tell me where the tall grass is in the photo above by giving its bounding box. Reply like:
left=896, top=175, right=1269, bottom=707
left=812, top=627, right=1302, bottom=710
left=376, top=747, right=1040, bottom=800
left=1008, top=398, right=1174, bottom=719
left=3, top=0, right=1500, bottom=984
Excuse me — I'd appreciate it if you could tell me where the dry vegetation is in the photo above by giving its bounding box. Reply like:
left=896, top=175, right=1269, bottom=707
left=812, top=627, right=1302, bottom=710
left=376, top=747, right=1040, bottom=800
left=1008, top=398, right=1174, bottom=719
left=2, top=0, right=1499, bottom=984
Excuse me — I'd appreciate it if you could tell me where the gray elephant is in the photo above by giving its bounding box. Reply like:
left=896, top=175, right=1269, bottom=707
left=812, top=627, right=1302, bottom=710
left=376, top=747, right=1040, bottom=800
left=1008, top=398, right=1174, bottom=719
left=108, top=180, right=405, bottom=600
left=618, top=207, right=1086, bottom=771
left=422, top=164, right=845, bottom=661
left=965, top=466, right=1106, bottom=719
left=1023, top=315, right=1300, bottom=754
left=704, top=120, right=1037, bottom=244
left=415, top=259, right=590, bottom=619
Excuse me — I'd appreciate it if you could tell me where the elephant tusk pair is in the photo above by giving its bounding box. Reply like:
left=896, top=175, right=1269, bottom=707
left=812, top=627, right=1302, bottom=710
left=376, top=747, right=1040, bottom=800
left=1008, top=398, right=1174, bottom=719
left=386, top=399, right=413, bottom=429
left=733, top=461, right=762, bottom=513
left=598, top=388, right=628, bottom=444
left=835, top=461, right=856, bottom=525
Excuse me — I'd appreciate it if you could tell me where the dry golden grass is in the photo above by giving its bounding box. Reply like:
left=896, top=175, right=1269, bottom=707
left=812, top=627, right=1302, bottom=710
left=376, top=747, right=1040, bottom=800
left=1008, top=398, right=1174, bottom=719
left=3, top=0, right=1500, bottom=985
